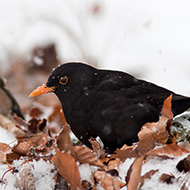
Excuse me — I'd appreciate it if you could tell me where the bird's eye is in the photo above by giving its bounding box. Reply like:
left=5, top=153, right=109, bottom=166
left=59, top=76, right=68, bottom=85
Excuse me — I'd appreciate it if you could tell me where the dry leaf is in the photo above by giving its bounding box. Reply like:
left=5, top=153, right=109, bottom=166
left=82, top=180, right=93, bottom=190
left=139, top=169, right=159, bottom=188
left=146, top=143, right=190, bottom=158
left=27, top=117, right=47, bottom=134
left=94, top=170, right=125, bottom=190
left=13, top=132, right=48, bottom=155
left=89, top=137, right=105, bottom=158
left=56, top=123, right=73, bottom=152
left=161, top=94, right=173, bottom=119
left=107, top=158, right=120, bottom=177
left=0, top=114, right=25, bottom=136
left=6, top=152, right=21, bottom=164
left=145, top=95, right=174, bottom=144
left=176, top=155, right=190, bottom=172
left=126, top=154, right=144, bottom=190
left=136, top=126, right=154, bottom=154
left=111, top=145, right=137, bottom=162
left=0, top=143, right=12, bottom=164
left=52, top=148, right=82, bottom=190
left=178, top=142, right=190, bottom=151
left=72, top=145, right=104, bottom=168
left=15, top=164, right=36, bottom=190
left=159, top=173, right=175, bottom=184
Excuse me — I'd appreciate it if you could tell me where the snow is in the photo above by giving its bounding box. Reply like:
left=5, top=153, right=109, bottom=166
left=141, top=156, right=187, bottom=190
left=0, top=0, right=190, bottom=95
left=0, top=159, right=56, bottom=190
left=0, top=127, right=17, bottom=147
left=0, top=0, right=190, bottom=189
left=30, top=159, right=56, bottom=189
left=79, top=164, right=93, bottom=183
left=119, top=157, right=135, bottom=182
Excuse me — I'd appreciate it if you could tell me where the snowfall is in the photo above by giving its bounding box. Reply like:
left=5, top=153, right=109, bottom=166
left=0, top=0, right=190, bottom=189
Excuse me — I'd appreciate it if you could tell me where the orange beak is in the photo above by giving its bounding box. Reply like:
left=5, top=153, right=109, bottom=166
left=29, top=84, right=55, bottom=97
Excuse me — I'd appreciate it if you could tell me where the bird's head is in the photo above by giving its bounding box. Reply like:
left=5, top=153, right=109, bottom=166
left=29, top=62, right=97, bottom=103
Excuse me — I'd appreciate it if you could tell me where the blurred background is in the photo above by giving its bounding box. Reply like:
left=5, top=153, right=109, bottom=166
left=0, top=0, right=190, bottom=111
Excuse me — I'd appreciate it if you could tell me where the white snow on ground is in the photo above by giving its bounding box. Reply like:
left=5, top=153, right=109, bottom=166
left=0, top=0, right=190, bottom=189
left=0, top=159, right=56, bottom=190
left=0, top=127, right=17, bottom=147
left=140, top=155, right=189, bottom=190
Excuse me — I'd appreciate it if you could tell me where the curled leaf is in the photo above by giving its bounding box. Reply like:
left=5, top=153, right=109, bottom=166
left=0, top=114, right=25, bottom=136
left=159, top=173, right=175, bottom=184
left=72, top=145, right=104, bottom=168
left=140, top=169, right=159, bottom=188
left=126, top=154, right=144, bottom=190
left=13, top=132, right=48, bottom=155
left=176, top=155, right=190, bottom=173
left=146, top=95, right=174, bottom=144
left=56, top=123, right=73, bottom=152
left=136, top=126, right=154, bottom=154
left=107, top=158, right=120, bottom=177
left=89, top=137, right=105, bottom=158
left=52, top=148, right=82, bottom=190
left=146, top=143, right=190, bottom=158
left=0, top=143, right=12, bottom=164
left=111, top=145, right=137, bottom=162
left=161, top=94, right=173, bottom=119
left=15, top=164, right=36, bottom=190
left=94, top=170, right=125, bottom=190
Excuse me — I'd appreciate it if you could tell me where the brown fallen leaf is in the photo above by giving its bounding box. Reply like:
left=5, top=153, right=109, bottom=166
left=111, top=145, right=137, bottom=162
left=178, top=142, right=190, bottom=151
left=159, top=173, right=175, bottom=184
left=139, top=169, right=159, bottom=188
left=94, top=170, right=125, bottom=190
left=56, top=123, right=73, bottom=152
left=161, top=94, right=173, bottom=119
left=52, top=148, right=82, bottom=190
left=82, top=180, right=93, bottom=190
left=176, top=155, right=190, bottom=173
left=107, top=158, right=121, bottom=177
left=6, top=152, right=21, bottom=164
left=27, top=117, right=47, bottom=134
left=12, top=132, right=48, bottom=155
left=14, top=164, right=36, bottom=190
left=0, top=143, right=12, bottom=164
left=89, top=137, right=105, bottom=159
left=146, top=95, right=174, bottom=144
left=135, top=126, right=154, bottom=154
left=0, top=114, right=25, bottom=136
left=146, top=143, right=190, bottom=158
left=126, top=154, right=144, bottom=190
left=72, top=145, right=104, bottom=168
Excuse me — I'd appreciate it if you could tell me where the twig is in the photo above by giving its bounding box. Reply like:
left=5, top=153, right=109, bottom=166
left=177, top=172, right=190, bottom=190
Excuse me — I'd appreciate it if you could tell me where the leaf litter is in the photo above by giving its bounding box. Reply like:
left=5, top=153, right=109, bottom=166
left=0, top=94, right=190, bottom=189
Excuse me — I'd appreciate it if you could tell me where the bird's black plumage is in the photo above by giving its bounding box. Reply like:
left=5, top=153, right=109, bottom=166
left=0, top=77, right=24, bottom=119
left=43, top=62, right=190, bottom=152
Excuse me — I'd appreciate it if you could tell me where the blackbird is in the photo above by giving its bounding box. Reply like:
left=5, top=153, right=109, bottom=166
left=0, top=77, right=24, bottom=120
left=29, top=62, right=190, bottom=152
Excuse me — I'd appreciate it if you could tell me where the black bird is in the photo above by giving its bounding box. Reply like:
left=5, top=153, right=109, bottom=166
left=29, top=62, right=190, bottom=152
left=0, top=77, right=24, bottom=120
